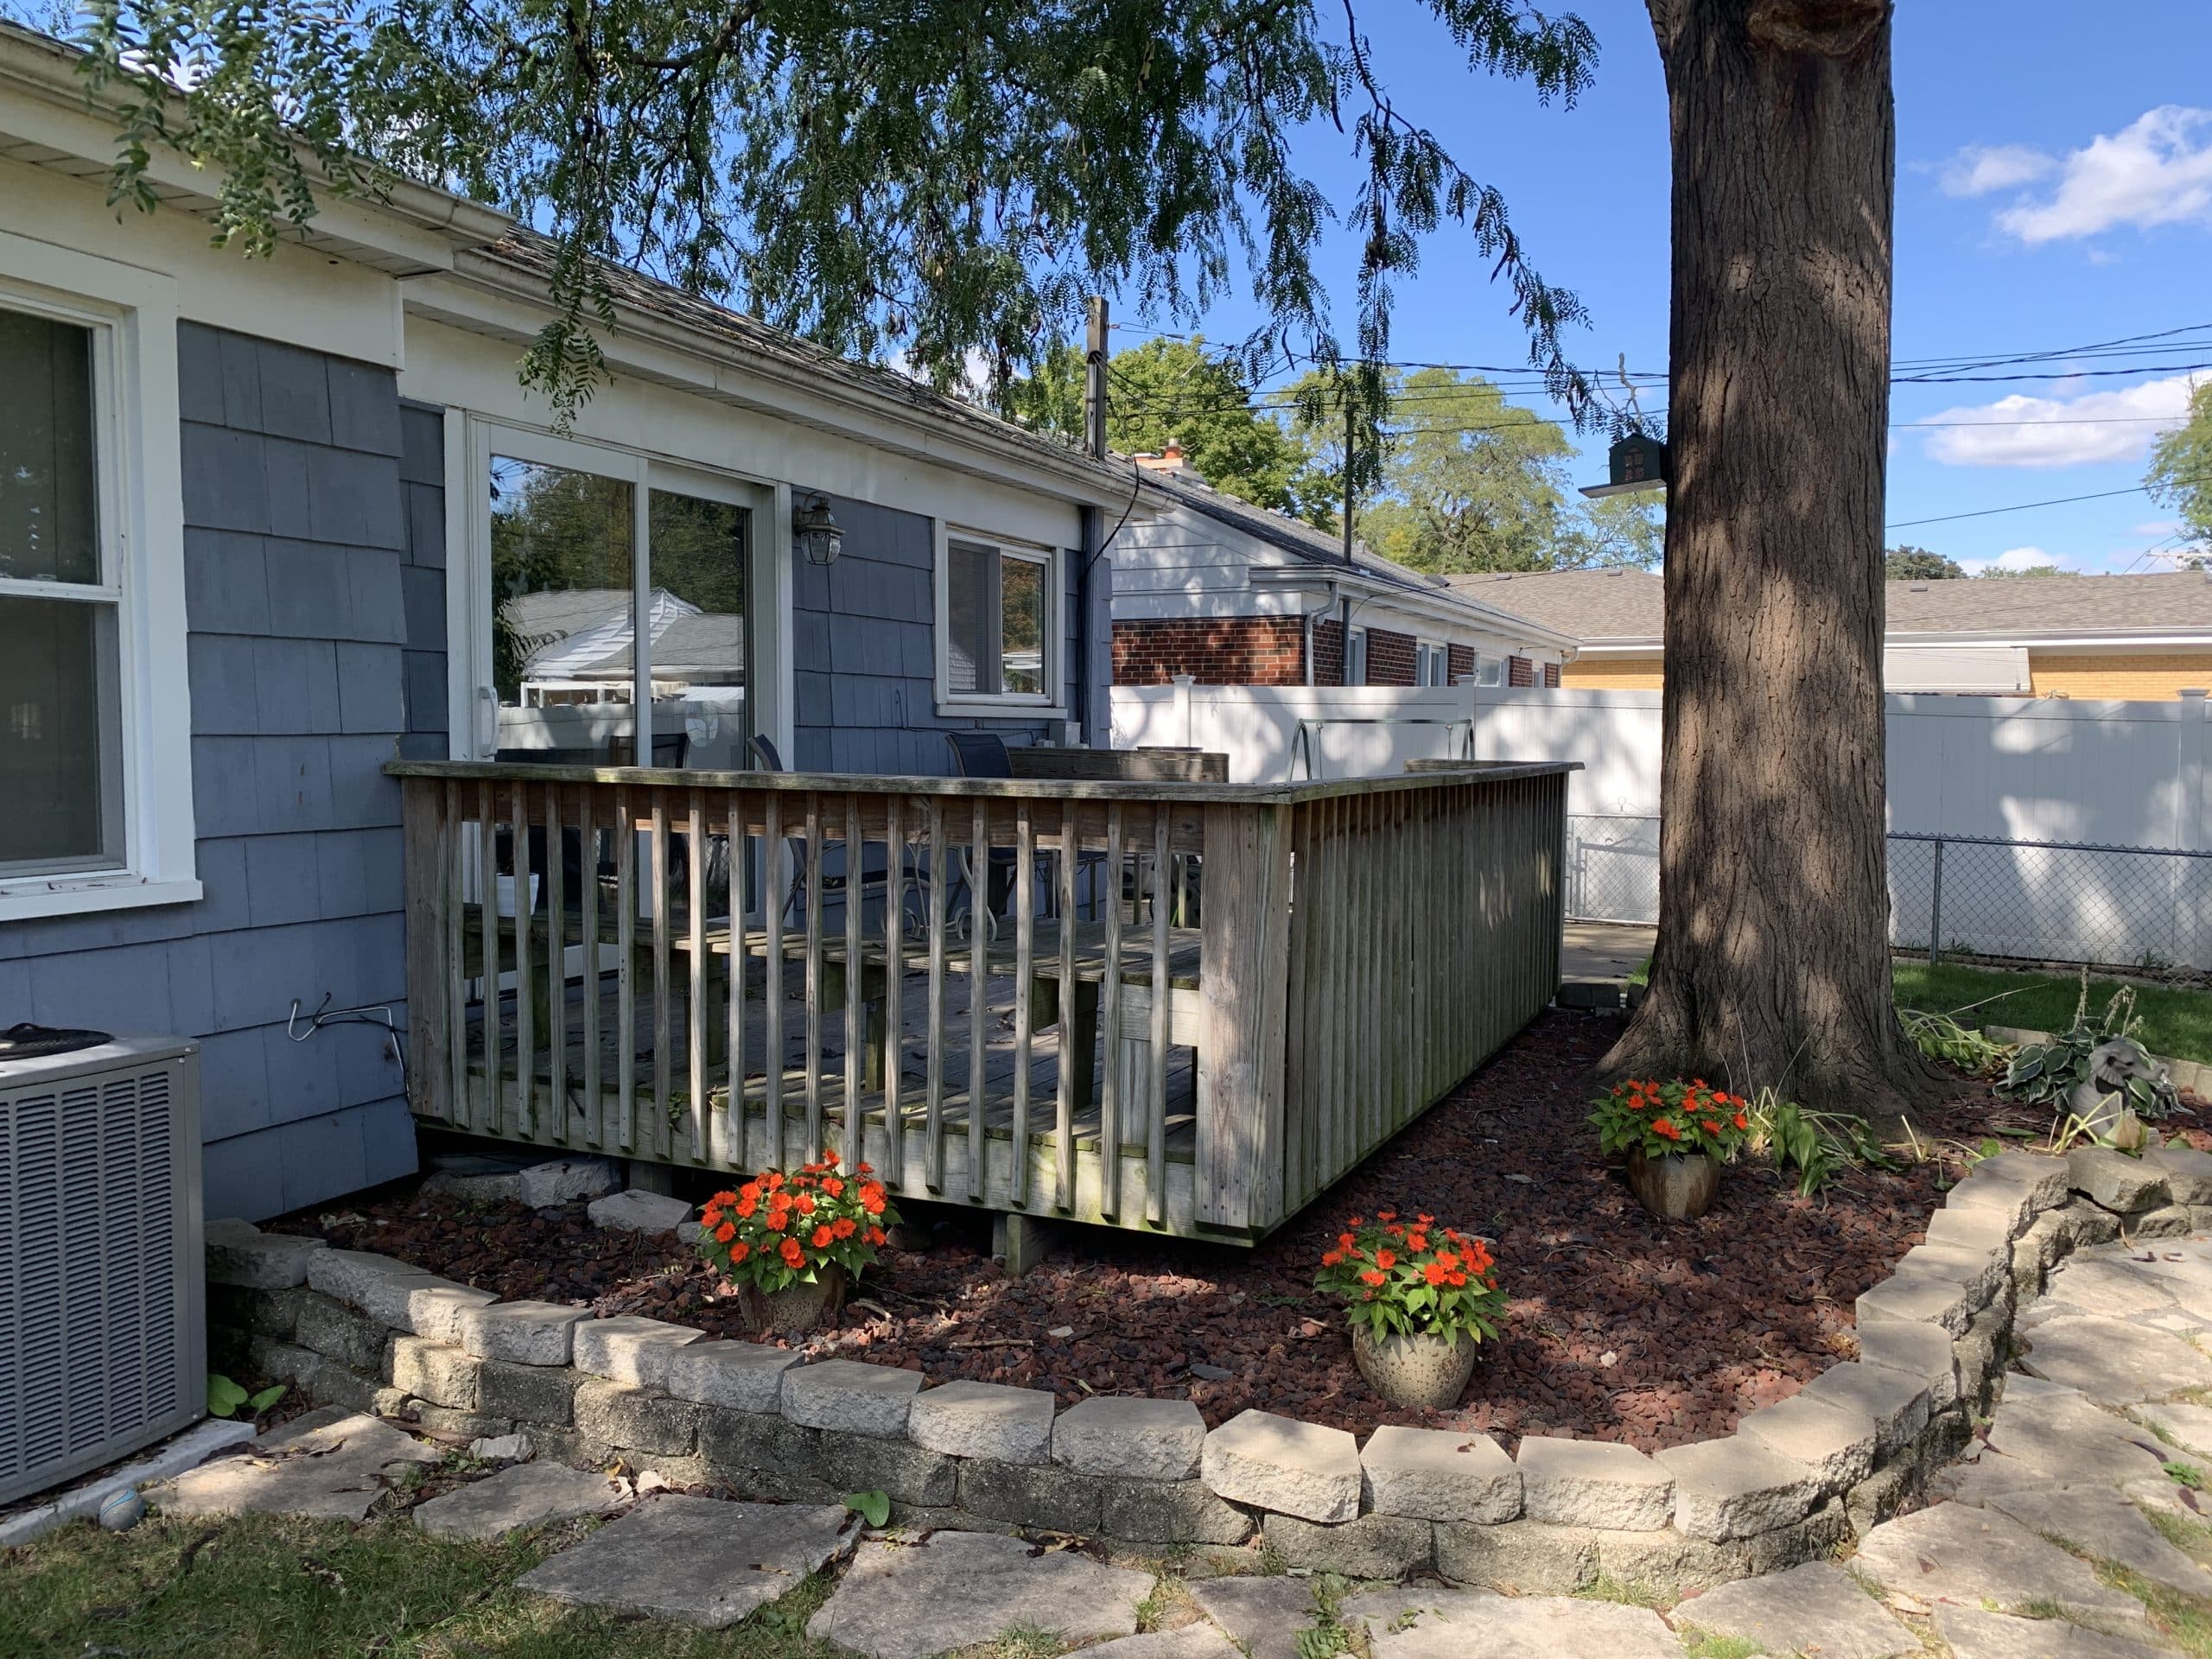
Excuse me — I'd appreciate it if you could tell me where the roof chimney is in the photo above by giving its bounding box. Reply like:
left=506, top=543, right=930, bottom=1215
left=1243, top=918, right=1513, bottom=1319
left=1134, top=439, right=1203, bottom=483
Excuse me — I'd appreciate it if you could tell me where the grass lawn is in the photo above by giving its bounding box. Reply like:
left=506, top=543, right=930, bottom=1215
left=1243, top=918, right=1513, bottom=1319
left=0, top=1512, right=838, bottom=1659
left=1889, top=959, right=2212, bottom=1065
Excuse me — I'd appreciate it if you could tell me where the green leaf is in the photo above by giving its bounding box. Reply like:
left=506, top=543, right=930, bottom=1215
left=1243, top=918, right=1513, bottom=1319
left=246, top=1383, right=289, bottom=1415
left=842, top=1489, right=892, bottom=1528
left=207, top=1374, right=249, bottom=1419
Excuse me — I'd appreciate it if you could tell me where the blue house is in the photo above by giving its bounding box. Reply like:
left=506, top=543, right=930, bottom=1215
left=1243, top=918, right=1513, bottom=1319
left=0, top=22, right=1134, bottom=1220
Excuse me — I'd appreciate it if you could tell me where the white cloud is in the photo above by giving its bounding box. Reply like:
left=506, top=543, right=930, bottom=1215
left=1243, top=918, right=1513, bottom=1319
left=1913, top=374, right=2198, bottom=468
left=1983, top=106, right=2212, bottom=244
left=1938, top=143, right=2056, bottom=198
left=1957, top=545, right=2075, bottom=576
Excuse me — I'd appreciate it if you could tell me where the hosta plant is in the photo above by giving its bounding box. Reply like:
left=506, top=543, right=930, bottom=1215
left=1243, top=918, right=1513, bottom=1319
left=1589, top=1078, right=1752, bottom=1162
left=1313, top=1213, right=1505, bottom=1345
left=696, top=1156, right=897, bottom=1295
left=1999, top=972, right=2179, bottom=1127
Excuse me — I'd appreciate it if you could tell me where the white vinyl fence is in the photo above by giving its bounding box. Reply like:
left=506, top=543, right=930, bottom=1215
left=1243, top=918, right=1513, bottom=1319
left=1111, top=681, right=2212, bottom=969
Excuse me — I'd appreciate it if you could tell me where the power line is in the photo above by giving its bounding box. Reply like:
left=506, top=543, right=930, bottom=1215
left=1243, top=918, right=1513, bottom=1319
left=1883, top=480, right=2203, bottom=530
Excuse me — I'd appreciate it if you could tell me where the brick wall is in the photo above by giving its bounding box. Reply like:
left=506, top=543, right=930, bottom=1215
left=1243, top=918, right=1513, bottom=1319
left=1507, top=655, right=1534, bottom=688
left=1543, top=661, right=1561, bottom=689
left=1311, top=620, right=1344, bottom=687
left=2027, top=652, right=2212, bottom=701
left=1111, top=616, right=1310, bottom=686
left=1447, top=644, right=1475, bottom=684
left=1365, top=626, right=1417, bottom=688
left=1563, top=655, right=1664, bottom=690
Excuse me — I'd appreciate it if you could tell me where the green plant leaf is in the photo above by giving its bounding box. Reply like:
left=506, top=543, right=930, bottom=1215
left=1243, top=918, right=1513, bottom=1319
left=245, top=1383, right=289, bottom=1415
left=207, top=1374, right=248, bottom=1419
left=842, top=1489, right=892, bottom=1527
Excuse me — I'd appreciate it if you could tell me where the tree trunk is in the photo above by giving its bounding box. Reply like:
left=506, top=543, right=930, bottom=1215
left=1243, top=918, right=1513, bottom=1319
left=1606, top=0, right=1938, bottom=1112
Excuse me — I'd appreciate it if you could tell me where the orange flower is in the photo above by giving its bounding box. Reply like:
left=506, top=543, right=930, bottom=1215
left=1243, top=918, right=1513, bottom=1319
left=729, top=1240, right=749, bottom=1264
left=764, top=1208, right=789, bottom=1231
left=1338, top=1232, right=1357, bottom=1250
left=1436, top=1250, right=1461, bottom=1272
left=823, top=1176, right=845, bottom=1198
left=1700, top=1119, right=1720, bottom=1134
left=736, top=1195, right=758, bottom=1219
left=1423, top=1262, right=1448, bottom=1287
left=1376, top=1211, right=1397, bottom=1223
left=1321, top=1250, right=1344, bottom=1268
left=1405, top=1231, right=1428, bottom=1252
left=861, top=1185, right=887, bottom=1217
left=866, top=1225, right=887, bottom=1247
left=1652, top=1117, right=1682, bottom=1141
left=779, top=1236, right=804, bottom=1268
left=1733, top=1111, right=1749, bottom=1130
left=1447, top=1271, right=1467, bottom=1287
left=833, top=1216, right=857, bottom=1239
left=739, top=1182, right=761, bottom=1203
left=1359, top=1268, right=1386, bottom=1287
left=811, top=1224, right=835, bottom=1249
left=715, top=1221, right=736, bottom=1243
left=795, top=1192, right=817, bottom=1216
left=1373, top=1249, right=1397, bottom=1271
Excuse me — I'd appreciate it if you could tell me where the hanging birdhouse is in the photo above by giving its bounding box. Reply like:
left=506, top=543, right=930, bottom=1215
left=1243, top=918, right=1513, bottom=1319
left=1580, top=432, right=1669, bottom=498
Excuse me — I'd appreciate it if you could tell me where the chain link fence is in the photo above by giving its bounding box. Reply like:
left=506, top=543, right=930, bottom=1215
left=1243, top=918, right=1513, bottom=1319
left=1567, top=814, right=2212, bottom=973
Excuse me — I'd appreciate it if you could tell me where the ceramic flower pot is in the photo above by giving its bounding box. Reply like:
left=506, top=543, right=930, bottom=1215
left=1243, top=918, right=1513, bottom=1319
left=1624, top=1148, right=1721, bottom=1221
left=1351, top=1323, right=1480, bottom=1411
left=737, top=1263, right=848, bottom=1335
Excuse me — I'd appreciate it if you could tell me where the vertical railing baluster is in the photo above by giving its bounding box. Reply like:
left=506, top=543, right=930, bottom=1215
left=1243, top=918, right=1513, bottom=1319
left=1147, top=804, right=1170, bottom=1227
left=842, top=793, right=864, bottom=1164
left=579, top=790, right=602, bottom=1150
left=475, top=780, right=497, bottom=1135
left=443, top=779, right=466, bottom=1128
left=764, top=792, right=787, bottom=1168
left=925, top=797, right=949, bottom=1192
left=966, top=798, right=988, bottom=1203
left=726, top=787, right=748, bottom=1172
left=544, top=784, right=566, bottom=1146
left=687, top=789, right=709, bottom=1164
left=1011, top=802, right=1035, bottom=1208
left=1054, top=801, right=1078, bottom=1212
left=804, top=792, right=826, bottom=1162
left=882, top=794, right=906, bottom=1190
left=616, top=785, right=637, bottom=1155
left=650, top=792, right=672, bottom=1161
left=1098, top=803, right=1124, bottom=1221
left=512, top=783, right=536, bottom=1139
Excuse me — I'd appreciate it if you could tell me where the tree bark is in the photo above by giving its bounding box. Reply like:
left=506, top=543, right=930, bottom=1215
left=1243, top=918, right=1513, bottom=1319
left=1605, top=0, right=1938, bottom=1111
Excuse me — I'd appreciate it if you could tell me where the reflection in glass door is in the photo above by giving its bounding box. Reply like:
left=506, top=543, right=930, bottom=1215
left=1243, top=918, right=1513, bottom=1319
left=647, top=488, right=747, bottom=769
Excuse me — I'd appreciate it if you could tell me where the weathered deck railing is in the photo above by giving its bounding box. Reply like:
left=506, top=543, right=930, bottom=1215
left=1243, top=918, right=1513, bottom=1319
left=390, top=760, right=1569, bottom=1241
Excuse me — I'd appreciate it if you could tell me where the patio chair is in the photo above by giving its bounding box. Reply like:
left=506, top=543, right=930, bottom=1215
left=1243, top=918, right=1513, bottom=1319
left=943, top=733, right=1104, bottom=934
left=751, top=734, right=931, bottom=925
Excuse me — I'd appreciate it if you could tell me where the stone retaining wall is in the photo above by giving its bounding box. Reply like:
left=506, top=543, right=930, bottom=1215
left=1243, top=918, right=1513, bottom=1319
left=204, top=1140, right=2212, bottom=1593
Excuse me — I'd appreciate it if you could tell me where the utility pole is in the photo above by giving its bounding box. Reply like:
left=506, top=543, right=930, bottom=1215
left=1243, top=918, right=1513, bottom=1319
left=1084, top=296, right=1109, bottom=461
left=1341, top=393, right=1356, bottom=565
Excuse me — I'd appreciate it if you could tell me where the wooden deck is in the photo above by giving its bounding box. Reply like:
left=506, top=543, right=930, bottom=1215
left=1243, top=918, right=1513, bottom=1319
left=394, top=759, right=1571, bottom=1241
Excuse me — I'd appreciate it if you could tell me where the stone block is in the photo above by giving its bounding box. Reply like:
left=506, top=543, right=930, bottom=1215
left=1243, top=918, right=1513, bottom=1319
left=587, top=1187, right=696, bottom=1234
left=404, top=1284, right=499, bottom=1345
left=1733, top=1394, right=1878, bottom=1493
left=1262, top=1511, right=1433, bottom=1579
left=391, top=1336, right=482, bottom=1411
left=573, top=1377, right=699, bottom=1456
left=2060, top=1199, right=2124, bottom=1248
left=1891, top=1241, right=2008, bottom=1307
left=571, top=1316, right=703, bottom=1389
left=409, top=1403, right=513, bottom=1441
left=458, top=1300, right=588, bottom=1365
left=293, top=1291, right=391, bottom=1375
left=207, top=1224, right=327, bottom=1288
left=2069, top=1146, right=2169, bottom=1213
left=2133, top=1202, right=2196, bottom=1238
left=1515, top=1436, right=1674, bottom=1531
left=818, top=1428, right=957, bottom=1506
left=1655, top=1434, right=1821, bottom=1541
left=781, top=1358, right=925, bottom=1438
left=208, top=1283, right=307, bottom=1340
left=1741, top=1497, right=1854, bottom=1575
left=1844, top=1458, right=1916, bottom=1539
left=2148, top=1142, right=2212, bottom=1205
left=1096, top=1477, right=1254, bottom=1545
left=1854, top=1317, right=1961, bottom=1409
left=698, top=1403, right=824, bottom=1484
left=425, top=1155, right=619, bottom=1207
left=956, top=1457, right=1103, bottom=1532
left=1856, top=1269, right=1979, bottom=1336
left=245, top=1334, right=381, bottom=1413
left=1360, top=1424, right=1521, bottom=1523
left=1052, top=1395, right=1205, bottom=1480
left=1945, top=1150, right=2069, bottom=1236
left=1796, top=1361, right=1932, bottom=1459
left=1923, top=1205, right=2016, bottom=1255
left=908, top=1379, right=1055, bottom=1464
left=1955, top=1303, right=2013, bottom=1414
left=477, top=1357, right=582, bottom=1425
left=1433, top=1517, right=1597, bottom=1594
left=1591, top=1525, right=1750, bottom=1596
left=1678, top=1558, right=1918, bottom=1659
left=1200, top=1409, right=1360, bottom=1524
left=415, top=1460, right=627, bottom=1541
left=661, top=1340, right=799, bottom=1414
left=304, top=1249, right=442, bottom=1329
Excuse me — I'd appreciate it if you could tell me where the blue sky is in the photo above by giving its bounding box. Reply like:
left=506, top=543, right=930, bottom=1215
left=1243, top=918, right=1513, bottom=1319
left=1129, top=1, right=2212, bottom=574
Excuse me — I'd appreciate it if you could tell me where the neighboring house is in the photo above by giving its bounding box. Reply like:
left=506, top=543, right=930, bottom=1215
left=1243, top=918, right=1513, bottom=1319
left=1452, top=567, right=2212, bottom=698
left=1109, top=447, right=1577, bottom=689
left=0, top=22, right=1131, bottom=1219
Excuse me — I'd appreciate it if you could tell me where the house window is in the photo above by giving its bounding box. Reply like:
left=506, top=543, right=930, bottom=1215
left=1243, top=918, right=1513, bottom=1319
left=467, top=419, right=757, bottom=767
left=1473, top=653, right=1504, bottom=688
left=1344, top=628, right=1369, bottom=687
left=0, top=253, right=194, bottom=919
left=939, top=531, right=1058, bottom=710
left=1415, top=642, right=1449, bottom=687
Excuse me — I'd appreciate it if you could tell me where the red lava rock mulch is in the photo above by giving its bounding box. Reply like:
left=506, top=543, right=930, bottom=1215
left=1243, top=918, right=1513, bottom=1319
left=282, top=1009, right=2063, bottom=1453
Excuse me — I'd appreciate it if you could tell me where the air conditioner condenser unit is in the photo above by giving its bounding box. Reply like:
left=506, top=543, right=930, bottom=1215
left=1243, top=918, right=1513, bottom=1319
left=0, top=1035, right=202, bottom=1507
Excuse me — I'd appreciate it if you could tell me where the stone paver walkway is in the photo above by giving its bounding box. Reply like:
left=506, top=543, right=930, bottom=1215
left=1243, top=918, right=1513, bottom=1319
left=148, top=1230, right=2212, bottom=1656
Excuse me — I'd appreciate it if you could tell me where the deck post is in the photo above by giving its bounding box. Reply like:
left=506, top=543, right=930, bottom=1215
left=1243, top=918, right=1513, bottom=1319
left=400, top=780, right=450, bottom=1122
left=1194, top=800, right=1292, bottom=1234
